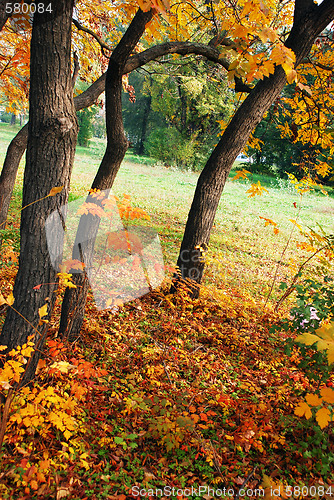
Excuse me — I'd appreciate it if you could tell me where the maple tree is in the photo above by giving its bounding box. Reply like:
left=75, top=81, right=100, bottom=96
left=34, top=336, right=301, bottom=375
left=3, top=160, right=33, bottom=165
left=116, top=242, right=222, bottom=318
left=172, top=0, right=334, bottom=296
left=0, top=0, right=78, bottom=381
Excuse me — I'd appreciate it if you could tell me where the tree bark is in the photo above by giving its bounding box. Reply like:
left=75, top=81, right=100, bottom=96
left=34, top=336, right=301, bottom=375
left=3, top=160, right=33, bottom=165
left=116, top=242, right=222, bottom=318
left=58, top=8, right=153, bottom=339
left=0, top=0, right=11, bottom=31
left=0, top=124, right=28, bottom=245
left=0, top=0, right=78, bottom=383
left=172, top=1, right=334, bottom=297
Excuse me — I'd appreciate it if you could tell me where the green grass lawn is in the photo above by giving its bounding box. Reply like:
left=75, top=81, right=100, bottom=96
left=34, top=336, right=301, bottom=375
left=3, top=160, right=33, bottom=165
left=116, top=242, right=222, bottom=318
left=1, top=122, right=334, bottom=303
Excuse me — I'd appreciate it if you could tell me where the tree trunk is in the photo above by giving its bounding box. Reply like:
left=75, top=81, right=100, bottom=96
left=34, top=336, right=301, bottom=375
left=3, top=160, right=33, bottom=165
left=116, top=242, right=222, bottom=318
left=58, top=8, right=153, bottom=340
left=138, top=89, right=152, bottom=155
left=10, top=114, right=16, bottom=126
left=172, top=1, right=334, bottom=297
left=0, top=124, right=28, bottom=245
left=0, top=0, right=78, bottom=383
left=0, top=0, right=11, bottom=32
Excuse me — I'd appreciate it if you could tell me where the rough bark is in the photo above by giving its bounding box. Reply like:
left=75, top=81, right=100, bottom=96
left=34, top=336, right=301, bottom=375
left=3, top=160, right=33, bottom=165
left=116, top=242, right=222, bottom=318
left=172, top=1, right=334, bottom=297
left=58, top=8, right=153, bottom=339
left=0, top=0, right=11, bottom=31
left=0, top=40, right=239, bottom=249
left=0, top=0, right=78, bottom=382
left=0, top=124, right=28, bottom=244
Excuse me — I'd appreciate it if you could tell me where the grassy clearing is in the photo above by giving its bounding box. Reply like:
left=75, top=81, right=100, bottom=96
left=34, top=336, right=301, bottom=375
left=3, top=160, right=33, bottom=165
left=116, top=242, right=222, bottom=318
left=1, top=125, right=334, bottom=498
left=1, top=123, right=334, bottom=304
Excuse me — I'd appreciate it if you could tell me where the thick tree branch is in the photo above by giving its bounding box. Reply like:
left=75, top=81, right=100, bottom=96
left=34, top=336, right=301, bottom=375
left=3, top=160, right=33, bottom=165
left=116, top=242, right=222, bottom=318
left=294, top=0, right=314, bottom=24
left=74, top=40, right=252, bottom=109
left=124, top=41, right=230, bottom=72
left=315, top=0, right=334, bottom=35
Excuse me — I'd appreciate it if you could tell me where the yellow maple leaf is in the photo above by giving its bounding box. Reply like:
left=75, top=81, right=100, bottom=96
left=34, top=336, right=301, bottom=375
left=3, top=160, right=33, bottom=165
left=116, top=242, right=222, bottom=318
left=38, top=303, right=48, bottom=319
left=295, top=332, right=321, bottom=346
left=22, top=416, right=32, bottom=427
left=316, top=407, right=331, bottom=429
left=305, top=393, right=322, bottom=406
left=316, top=322, right=334, bottom=341
left=50, top=361, right=75, bottom=374
left=297, top=325, right=334, bottom=365
left=6, top=293, right=15, bottom=306
left=48, top=186, right=64, bottom=197
left=294, top=401, right=312, bottom=419
left=0, top=293, right=6, bottom=306
left=320, top=386, right=334, bottom=403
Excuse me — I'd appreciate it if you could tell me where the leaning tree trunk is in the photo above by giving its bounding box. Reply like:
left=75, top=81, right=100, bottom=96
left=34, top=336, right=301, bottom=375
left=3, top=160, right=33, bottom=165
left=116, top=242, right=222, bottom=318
left=0, top=124, right=28, bottom=246
left=0, top=0, right=78, bottom=383
left=58, top=8, right=153, bottom=340
left=172, top=0, right=334, bottom=297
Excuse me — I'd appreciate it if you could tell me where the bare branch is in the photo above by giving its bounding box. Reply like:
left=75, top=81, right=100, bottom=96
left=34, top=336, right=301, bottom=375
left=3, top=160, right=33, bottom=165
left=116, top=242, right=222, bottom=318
left=72, top=18, right=112, bottom=54
left=301, top=56, right=333, bottom=72
left=72, top=51, right=80, bottom=87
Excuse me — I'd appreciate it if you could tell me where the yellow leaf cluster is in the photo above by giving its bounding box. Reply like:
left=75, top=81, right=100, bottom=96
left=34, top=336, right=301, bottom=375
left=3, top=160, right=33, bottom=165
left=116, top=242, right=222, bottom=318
left=10, top=384, right=78, bottom=440
left=57, top=272, right=77, bottom=289
left=0, top=338, right=34, bottom=388
left=296, top=321, right=334, bottom=365
left=295, top=386, right=334, bottom=429
left=295, top=323, right=334, bottom=429
left=232, top=169, right=250, bottom=181
left=246, top=181, right=269, bottom=197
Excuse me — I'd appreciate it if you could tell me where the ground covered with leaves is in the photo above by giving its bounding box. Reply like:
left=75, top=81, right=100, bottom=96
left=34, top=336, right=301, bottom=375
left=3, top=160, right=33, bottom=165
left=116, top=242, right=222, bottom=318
left=0, top=254, right=333, bottom=499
